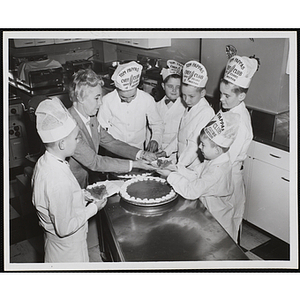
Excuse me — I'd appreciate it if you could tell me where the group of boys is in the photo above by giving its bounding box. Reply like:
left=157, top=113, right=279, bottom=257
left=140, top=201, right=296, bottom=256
left=32, top=53, right=258, bottom=262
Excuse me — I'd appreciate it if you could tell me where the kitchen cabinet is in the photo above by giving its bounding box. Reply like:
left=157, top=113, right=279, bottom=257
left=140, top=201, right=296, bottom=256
left=103, top=38, right=171, bottom=49
left=12, top=39, right=54, bottom=47
left=12, top=38, right=90, bottom=48
left=54, top=38, right=74, bottom=44
left=34, top=39, right=55, bottom=46
left=201, top=38, right=289, bottom=114
left=12, top=39, right=36, bottom=48
left=243, top=141, right=290, bottom=243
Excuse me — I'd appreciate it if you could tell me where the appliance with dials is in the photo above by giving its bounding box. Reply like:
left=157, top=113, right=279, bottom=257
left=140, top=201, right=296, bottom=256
left=9, top=102, right=29, bottom=168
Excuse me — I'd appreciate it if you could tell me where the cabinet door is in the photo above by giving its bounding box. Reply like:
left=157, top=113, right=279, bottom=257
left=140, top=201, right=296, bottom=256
left=102, top=38, right=118, bottom=43
left=13, top=39, right=35, bottom=47
left=131, top=39, right=171, bottom=48
left=54, top=38, right=73, bottom=44
left=117, top=38, right=132, bottom=46
left=245, top=158, right=290, bottom=243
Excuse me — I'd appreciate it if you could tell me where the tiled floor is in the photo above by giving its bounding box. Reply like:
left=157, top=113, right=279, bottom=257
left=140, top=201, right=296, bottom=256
left=8, top=174, right=290, bottom=263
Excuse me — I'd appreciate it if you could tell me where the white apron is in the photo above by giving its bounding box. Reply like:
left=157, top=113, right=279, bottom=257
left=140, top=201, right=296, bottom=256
left=32, top=151, right=97, bottom=263
left=167, top=153, right=236, bottom=240
left=157, top=96, right=185, bottom=151
left=176, top=97, right=214, bottom=166
left=222, top=102, right=253, bottom=239
left=98, top=89, right=163, bottom=149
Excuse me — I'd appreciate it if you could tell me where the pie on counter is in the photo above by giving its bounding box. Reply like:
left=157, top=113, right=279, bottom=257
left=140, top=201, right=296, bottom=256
left=120, top=176, right=177, bottom=206
left=110, top=168, right=153, bottom=179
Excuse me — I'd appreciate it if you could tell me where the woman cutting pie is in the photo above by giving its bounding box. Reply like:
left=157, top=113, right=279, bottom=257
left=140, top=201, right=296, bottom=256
left=67, top=68, right=157, bottom=249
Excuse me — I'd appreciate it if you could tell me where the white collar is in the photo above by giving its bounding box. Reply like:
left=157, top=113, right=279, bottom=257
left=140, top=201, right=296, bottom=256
left=45, top=150, right=68, bottom=165
left=74, top=106, right=91, bottom=125
left=230, top=101, right=246, bottom=113
left=207, top=152, right=230, bottom=166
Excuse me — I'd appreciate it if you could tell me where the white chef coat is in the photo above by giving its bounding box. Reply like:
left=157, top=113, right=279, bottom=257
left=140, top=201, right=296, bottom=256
left=156, top=96, right=185, bottom=152
left=98, top=89, right=164, bottom=149
left=32, top=151, right=97, bottom=262
left=223, top=101, right=253, bottom=239
left=164, top=97, right=214, bottom=165
left=167, top=153, right=235, bottom=239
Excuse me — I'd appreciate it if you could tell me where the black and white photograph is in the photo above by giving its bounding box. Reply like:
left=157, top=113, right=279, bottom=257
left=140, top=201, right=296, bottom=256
left=2, top=30, right=298, bottom=274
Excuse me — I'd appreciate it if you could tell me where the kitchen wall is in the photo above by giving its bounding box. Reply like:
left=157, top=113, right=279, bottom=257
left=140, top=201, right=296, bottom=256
left=201, top=38, right=290, bottom=114
left=92, top=39, right=201, bottom=66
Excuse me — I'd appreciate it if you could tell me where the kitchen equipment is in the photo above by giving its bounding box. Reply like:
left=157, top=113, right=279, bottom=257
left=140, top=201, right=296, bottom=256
left=249, top=108, right=289, bottom=151
left=15, top=59, right=64, bottom=95
left=9, top=103, right=29, bottom=168
left=65, top=59, right=93, bottom=72
left=142, top=68, right=165, bottom=101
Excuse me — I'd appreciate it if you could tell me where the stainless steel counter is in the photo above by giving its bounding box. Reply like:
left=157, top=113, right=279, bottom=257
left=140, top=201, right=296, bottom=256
left=100, top=194, right=248, bottom=262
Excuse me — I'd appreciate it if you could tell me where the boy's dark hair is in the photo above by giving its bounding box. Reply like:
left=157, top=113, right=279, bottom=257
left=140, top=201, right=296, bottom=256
left=220, top=78, right=249, bottom=95
left=163, top=73, right=181, bottom=84
left=199, top=128, right=229, bottom=153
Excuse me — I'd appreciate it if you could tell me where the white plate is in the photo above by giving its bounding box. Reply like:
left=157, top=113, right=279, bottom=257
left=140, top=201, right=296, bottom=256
left=85, top=180, right=122, bottom=202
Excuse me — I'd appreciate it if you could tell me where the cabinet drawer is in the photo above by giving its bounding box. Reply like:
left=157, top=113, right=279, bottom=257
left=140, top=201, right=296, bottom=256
left=252, top=141, right=289, bottom=170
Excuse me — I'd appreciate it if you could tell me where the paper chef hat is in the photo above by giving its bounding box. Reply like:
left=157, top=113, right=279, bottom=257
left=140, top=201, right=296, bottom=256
left=160, top=60, right=183, bottom=81
left=182, top=61, right=208, bottom=88
left=204, top=111, right=240, bottom=148
left=112, top=61, right=143, bottom=91
left=35, top=97, right=77, bottom=143
left=223, top=55, right=258, bottom=88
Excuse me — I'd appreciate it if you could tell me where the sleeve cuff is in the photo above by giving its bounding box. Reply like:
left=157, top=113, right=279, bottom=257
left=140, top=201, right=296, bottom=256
left=85, top=203, right=98, bottom=219
left=136, top=150, right=143, bottom=160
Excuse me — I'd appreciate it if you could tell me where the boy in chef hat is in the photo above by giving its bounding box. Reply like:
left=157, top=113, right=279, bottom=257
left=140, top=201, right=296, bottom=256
left=161, top=60, right=214, bottom=167
left=219, top=55, right=259, bottom=242
left=98, top=61, right=163, bottom=152
left=157, top=110, right=240, bottom=240
left=32, top=97, right=106, bottom=263
left=155, top=60, right=185, bottom=158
